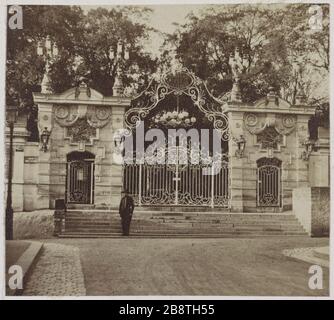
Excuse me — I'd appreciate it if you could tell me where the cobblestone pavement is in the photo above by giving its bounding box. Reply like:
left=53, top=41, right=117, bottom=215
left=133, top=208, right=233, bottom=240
left=23, top=243, right=86, bottom=296
left=46, top=237, right=329, bottom=296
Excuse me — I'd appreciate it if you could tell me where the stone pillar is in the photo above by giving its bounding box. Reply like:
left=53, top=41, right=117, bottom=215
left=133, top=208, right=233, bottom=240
left=228, top=109, right=244, bottom=212
left=5, top=115, right=30, bottom=211
left=295, top=114, right=311, bottom=188
left=110, top=105, right=127, bottom=207
left=23, top=142, right=40, bottom=211
left=37, top=102, right=54, bottom=209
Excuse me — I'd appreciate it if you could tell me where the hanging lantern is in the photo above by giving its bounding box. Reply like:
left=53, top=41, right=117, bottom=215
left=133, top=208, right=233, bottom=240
left=124, top=46, right=130, bottom=60
left=53, top=43, right=59, bottom=56
left=37, top=41, right=44, bottom=56
left=117, top=40, right=123, bottom=54
left=109, top=47, right=115, bottom=60
left=45, top=36, right=52, bottom=50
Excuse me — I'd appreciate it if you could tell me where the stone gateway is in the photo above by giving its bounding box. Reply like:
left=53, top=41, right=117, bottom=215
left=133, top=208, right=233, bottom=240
left=6, top=67, right=330, bottom=236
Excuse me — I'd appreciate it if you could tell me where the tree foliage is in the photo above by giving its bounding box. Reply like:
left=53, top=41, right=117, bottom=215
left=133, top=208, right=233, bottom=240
left=6, top=5, right=158, bottom=140
left=162, top=4, right=329, bottom=107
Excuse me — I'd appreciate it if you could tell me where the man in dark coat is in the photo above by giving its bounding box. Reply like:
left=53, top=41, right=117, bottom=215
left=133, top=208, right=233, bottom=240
left=119, top=189, right=134, bottom=236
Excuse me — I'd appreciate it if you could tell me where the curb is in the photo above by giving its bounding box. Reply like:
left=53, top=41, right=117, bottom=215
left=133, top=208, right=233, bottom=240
left=313, top=246, right=329, bottom=261
left=283, top=247, right=329, bottom=268
left=6, top=241, right=43, bottom=296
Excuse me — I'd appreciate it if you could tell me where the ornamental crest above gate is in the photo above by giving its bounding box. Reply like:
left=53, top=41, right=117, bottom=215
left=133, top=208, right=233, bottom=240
left=125, top=66, right=230, bottom=141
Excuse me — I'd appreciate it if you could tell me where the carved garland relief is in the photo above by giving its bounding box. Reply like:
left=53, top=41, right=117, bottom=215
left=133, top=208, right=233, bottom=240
left=243, top=113, right=297, bottom=150
left=54, top=104, right=112, bottom=145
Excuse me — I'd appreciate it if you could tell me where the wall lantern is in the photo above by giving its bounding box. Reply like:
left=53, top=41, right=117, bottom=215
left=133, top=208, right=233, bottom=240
left=40, top=127, right=51, bottom=152
left=6, top=105, right=18, bottom=125
left=113, top=132, right=124, bottom=148
left=301, top=139, right=315, bottom=161
left=235, top=135, right=246, bottom=158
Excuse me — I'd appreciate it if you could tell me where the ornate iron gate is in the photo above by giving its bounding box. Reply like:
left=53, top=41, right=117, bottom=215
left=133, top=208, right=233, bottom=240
left=257, top=157, right=281, bottom=207
left=123, top=158, right=229, bottom=208
left=67, top=160, right=94, bottom=204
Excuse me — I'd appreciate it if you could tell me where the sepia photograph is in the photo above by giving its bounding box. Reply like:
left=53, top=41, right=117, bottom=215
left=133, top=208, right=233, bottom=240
left=1, top=0, right=331, bottom=300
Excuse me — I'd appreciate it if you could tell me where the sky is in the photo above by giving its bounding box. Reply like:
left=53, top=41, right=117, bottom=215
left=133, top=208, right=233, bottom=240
left=82, top=4, right=207, bottom=55
left=146, top=4, right=206, bottom=33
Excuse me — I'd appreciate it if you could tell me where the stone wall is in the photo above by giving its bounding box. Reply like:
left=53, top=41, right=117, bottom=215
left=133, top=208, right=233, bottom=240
left=292, top=187, right=312, bottom=233
left=227, top=98, right=313, bottom=212
left=311, top=187, right=330, bottom=237
left=29, top=87, right=131, bottom=210
left=292, top=186, right=330, bottom=237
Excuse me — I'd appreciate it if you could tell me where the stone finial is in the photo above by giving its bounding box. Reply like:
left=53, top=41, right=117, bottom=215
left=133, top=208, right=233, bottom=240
left=38, top=35, right=58, bottom=94
left=230, top=82, right=242, bottom=103
left=229, top=48, right=243, bottom=103
left=295, top=87, right=307, bottom=105
left=75, top=77, right=91, bottom=99
left=112, top=65, right=124, bottom=96
left=41, top=60, right=52, bottom=94
left=266, top=87, right=279, bottom=105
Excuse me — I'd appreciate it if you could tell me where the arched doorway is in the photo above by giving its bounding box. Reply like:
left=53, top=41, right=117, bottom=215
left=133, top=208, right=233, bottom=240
left=257, top=157, right=282, bottom=207
left=123, top=67, right=230, bottom=208
left=66, top=151, right=95, bottom=204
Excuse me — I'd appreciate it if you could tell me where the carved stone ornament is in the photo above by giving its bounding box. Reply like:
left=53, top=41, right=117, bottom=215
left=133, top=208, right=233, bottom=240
left=54, top=104, right=111, bottom=128
left=256, top=126, right=282, bottom=149
left=244, top=113, right=297, bottom=136
left=66, top=117, right=97, bottom=144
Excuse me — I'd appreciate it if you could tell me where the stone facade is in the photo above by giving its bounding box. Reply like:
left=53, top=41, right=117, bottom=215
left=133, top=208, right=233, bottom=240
left=226, top=91, right=315, bottom=212
left=7, top=85, right=131, bottom=210
left=5, top=78, right=328, bottom=225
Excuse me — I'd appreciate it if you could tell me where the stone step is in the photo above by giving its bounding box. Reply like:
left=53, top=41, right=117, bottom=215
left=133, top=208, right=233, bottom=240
left=65, top=221, right=304, bottom=230
left=65, top=224, right=302, bottom=232
left=60, top=209, right=306, bottom=238
left=65, top=210, right=295, bottom=218
left=64, top=218, right=301, bottom=227
left=64, top=212, right=298, bottom=220
left=64, top=215, right=300, bottom=222
left=65, top=224, right=303, bottom=232
left=64, top=229, right=307, bottom=236
left=59, top=232, right=307, bottom=239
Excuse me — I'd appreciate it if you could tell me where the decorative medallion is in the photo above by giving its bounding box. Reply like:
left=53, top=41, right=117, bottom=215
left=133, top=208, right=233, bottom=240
left=54, top=104, right=112, bottom=129
left=244, top=113, right=297, bottom=136
left=88, top=106, right=112, bottom=128
left=95, top=106, right=111, bottom=121
left=55, top=105, right=70, bottom=119
left=244, top=113, right=258, bottom=128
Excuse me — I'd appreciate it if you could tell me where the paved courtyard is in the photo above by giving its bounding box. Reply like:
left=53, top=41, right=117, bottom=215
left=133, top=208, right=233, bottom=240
left=23, top=243, right=86, bottom=296
left=35, top=236, right=331, bottom=296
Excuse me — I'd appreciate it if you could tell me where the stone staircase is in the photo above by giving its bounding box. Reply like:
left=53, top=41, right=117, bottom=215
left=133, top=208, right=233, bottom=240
left=58, top=209, right=308, bottom=238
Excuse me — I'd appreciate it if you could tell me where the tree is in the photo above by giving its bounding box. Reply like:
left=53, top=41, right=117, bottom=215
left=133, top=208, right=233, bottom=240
left=7, top=5, right=85, bottom=140
left=165, top=3, right=329, bottom=106
left=6, top=5, right=158, bottom=140
left=74, top=7, right=158, bottom=96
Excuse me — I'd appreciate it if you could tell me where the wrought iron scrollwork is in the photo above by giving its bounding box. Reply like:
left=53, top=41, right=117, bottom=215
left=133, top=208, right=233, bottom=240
left=125, top=67, right=230, bottom=141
